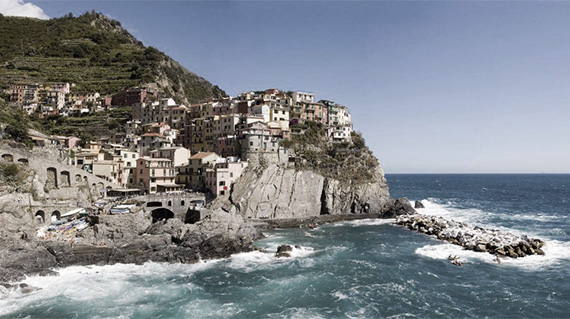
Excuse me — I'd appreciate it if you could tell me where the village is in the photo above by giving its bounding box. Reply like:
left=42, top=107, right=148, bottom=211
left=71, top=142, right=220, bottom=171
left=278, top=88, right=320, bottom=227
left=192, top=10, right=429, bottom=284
left=5, top=84, right=355, bottom=198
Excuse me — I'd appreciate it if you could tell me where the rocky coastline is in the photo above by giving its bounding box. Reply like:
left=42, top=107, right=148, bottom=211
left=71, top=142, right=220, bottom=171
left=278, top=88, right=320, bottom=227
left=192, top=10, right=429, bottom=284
left=395, top=213, right=545, bottom=258
left=0, top=208, right=260, bottom=284
left=0, top=195, right=416, bottom=286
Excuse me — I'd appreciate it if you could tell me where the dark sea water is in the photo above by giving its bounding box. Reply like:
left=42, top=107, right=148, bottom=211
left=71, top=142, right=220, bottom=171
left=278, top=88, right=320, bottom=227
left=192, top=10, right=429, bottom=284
left=1, top=174, right=569, bottom=318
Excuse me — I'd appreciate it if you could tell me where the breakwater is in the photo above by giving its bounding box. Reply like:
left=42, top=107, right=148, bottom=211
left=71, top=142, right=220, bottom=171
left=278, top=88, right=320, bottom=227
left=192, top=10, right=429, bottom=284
left=395, top=214, right=545, bottom=258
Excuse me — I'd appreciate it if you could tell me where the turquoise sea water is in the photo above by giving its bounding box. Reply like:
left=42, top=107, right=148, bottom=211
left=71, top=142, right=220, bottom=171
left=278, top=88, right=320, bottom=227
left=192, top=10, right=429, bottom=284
left=1, top=174, right=569, bottom=318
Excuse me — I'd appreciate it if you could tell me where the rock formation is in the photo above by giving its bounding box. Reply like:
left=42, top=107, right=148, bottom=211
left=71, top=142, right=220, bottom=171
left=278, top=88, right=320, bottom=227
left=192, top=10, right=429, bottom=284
left=227, top=163, right=399, bottom=221
left=0, top=208, right=260, bottom=283
left=395, top=214, right=545, bottom=258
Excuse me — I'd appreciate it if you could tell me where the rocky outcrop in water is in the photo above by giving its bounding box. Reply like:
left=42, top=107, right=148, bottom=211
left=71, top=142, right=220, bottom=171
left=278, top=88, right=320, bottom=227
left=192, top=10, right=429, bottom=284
left=382, top=198, right=416, bottom=218
left=395, top=214, right=545, bottom=258
left=0, top=208, right=260, bottom=283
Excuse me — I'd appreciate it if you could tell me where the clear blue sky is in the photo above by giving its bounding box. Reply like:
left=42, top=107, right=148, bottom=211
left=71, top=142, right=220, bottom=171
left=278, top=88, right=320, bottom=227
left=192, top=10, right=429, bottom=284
left=4, top=1, right=570, bottom=173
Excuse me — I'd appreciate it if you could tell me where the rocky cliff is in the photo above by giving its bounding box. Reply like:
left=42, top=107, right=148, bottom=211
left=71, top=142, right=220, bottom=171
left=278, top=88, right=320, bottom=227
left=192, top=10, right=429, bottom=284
left=225, top=162, right=396, bottom=221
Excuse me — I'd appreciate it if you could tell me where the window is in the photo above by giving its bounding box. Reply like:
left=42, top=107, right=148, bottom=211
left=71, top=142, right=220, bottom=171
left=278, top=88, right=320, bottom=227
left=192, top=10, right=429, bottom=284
left=230, top=172, right=233, bottom=178
left=219, top=181, right=225, bottom=186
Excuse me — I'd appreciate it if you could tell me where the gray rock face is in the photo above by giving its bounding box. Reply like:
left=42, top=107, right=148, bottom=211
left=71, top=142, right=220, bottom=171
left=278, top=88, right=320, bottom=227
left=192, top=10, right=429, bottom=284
left=229, top=164, right=392, bottom=219
left=414, top=201, right=425, bottom=209
left=0, top=208, right=260, bottom=283
left=382, top=198, right=416, bottom=218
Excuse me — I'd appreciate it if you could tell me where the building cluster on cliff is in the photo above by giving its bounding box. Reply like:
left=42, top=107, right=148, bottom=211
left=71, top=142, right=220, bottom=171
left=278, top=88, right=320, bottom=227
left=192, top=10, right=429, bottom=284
left=4, top=84, right=354, bottom=197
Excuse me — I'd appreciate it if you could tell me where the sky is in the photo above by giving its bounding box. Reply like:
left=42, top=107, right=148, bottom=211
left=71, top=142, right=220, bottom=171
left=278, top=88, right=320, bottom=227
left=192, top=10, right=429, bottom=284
left=2, top=0, right=570, bottom=173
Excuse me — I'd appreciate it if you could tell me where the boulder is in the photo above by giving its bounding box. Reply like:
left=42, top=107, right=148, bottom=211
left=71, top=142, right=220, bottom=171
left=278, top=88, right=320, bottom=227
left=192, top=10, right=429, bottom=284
left=382, top=198, right=416, bottom=218
left=414, top=201, right=425, bottom=209
left=275, top=244, right=293, bottom=258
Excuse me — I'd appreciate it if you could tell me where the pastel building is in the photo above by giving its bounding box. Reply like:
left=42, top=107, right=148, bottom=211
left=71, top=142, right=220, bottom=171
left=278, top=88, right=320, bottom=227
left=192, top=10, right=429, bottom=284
left=205, top=158, right=249, bottom=197
left=136, top=157, right=179, bottom=194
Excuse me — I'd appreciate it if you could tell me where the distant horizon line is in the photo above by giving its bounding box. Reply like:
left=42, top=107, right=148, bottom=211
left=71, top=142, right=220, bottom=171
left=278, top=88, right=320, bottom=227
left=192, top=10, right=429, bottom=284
left=385, top=172, right=570, bottom=175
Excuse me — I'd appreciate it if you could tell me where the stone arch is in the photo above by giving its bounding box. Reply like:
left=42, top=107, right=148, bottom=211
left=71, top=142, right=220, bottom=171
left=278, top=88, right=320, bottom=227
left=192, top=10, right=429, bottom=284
left=1, top=154, right=13, bottom=162
left=91, top=183, right=96, bottom=190
left=60, top=171, right=71, bottom=187
left=35, top=210, right=45, bottom=223
left=146, top=201, right=162, bottom=207
left=51, top=210, right=61, bottom=222
left=181, top=200, right=185, bottom=206
left=75, top=174, right=82, bottom=183
left=84, top=176, right=88, bottom=183
left=17, top=158, right=28, bottom=165
left=151, top=208, right=174, bottom=223
left=46, top=167, right=58, bottom=189
left=167, top=200, right=172, bottom=206
left=97, top=182, right=104, bottom=191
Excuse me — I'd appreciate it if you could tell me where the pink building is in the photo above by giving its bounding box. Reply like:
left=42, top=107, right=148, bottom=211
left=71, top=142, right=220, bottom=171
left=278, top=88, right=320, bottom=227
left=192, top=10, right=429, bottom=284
left=136, top=157, right=180, bottom=194
left=205, top=159, right=249, bottom=197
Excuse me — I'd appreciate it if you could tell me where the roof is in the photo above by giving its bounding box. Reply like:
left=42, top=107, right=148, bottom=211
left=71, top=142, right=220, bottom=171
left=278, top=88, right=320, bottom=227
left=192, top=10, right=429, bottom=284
left=190, top=152, right=216, bottom=160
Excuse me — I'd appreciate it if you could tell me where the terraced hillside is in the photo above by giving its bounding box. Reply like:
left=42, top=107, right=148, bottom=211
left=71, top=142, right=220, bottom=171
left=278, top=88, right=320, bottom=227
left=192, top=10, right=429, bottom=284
left=0, top=11, right=226, bottom=104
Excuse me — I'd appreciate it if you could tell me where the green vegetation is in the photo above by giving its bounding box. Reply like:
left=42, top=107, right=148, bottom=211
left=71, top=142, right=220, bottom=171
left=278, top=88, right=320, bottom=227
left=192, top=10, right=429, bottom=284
left=1, top=163, right=19, bottom=182
left=29, top=106, right=132, bottom=137
left=0, top=100, right=32, bottom=146
left=0, top=11, right=226, bottom=103
left=281, top=121, right=379, bottom=182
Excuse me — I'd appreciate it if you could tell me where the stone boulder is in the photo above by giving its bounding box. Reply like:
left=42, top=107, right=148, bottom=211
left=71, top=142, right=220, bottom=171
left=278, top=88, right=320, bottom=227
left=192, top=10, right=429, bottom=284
left=382, top=197, right=416, bottom=218
left=414, top=201, right=425, bottom=209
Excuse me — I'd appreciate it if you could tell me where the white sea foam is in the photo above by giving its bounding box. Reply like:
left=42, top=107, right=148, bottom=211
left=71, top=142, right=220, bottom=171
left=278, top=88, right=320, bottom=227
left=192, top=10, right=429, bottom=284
left=332, top=290, right=349, bottom=300
left=0, top=261, right=219, bottom=317
left=342, top=218, right=396, bottom=227
left=415, top=239, right=570, bottom=270
left=227, top=245, right=316, bottom=272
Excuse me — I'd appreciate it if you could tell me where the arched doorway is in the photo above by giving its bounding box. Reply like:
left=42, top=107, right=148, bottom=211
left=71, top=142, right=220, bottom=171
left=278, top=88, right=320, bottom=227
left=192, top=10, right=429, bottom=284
left=151, top=208, right=175, bottom=223
left=51, top=210, right=61, bottom=222
left=35, top=210, right=45, bottom=223
left=46, top=167, right=58, bottom=189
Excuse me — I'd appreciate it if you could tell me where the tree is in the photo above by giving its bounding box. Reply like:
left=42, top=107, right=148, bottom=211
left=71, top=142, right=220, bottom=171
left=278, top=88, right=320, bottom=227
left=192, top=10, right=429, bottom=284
left=5, top=122, right=30, bottom=144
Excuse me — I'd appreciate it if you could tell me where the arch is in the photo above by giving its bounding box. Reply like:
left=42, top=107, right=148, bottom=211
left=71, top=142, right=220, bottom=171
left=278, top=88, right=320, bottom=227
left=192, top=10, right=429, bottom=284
left=1, top=154, right=13, bottom=162
left=167, top=200, right=172, bottom=207
left=91, top=183, right=96, bottom=190
left=75, top=174, right=82, bottom=183
left=181, top=200, right=185, bottom=206
left=17, top=158, right=28, bottom=165
left=84, top=176, right=88, bottom=183
left=51, top=210, right=61, bottom=222
left=146, top=201, right=162, bottom=207
left=97, top=182, right=104, bottom=191
left=35, top=210, right=45, bottom=224
left=151, top=208, right=175, bottom=223
left=60, top=171, right=71, bottom=187
left=46, top=167, right=58, bottom=189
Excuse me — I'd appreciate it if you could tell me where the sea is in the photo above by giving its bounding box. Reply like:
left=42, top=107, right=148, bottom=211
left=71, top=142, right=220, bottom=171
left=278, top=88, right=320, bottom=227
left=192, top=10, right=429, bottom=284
left=1, top=174, right=569, bottom=318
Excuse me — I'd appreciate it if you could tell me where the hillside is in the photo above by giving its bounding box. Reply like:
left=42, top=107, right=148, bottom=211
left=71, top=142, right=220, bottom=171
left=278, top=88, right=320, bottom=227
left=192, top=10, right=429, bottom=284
left=0, top=11, right=226, bottom=104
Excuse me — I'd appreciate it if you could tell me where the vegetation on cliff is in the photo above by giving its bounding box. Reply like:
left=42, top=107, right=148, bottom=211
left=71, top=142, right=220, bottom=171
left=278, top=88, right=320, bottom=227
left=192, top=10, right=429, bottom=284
left=281, top=121, right=379, bottom=182
left=0, top=11, right=226, bottom=104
